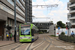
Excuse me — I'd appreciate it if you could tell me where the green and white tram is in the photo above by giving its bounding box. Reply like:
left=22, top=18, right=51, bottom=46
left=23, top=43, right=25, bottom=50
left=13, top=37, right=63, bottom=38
left=19, top=23, right=39, bottom=42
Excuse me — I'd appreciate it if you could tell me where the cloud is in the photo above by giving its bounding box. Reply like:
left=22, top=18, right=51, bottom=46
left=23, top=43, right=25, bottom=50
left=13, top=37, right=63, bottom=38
left=32, top=0, right=69, bottom=23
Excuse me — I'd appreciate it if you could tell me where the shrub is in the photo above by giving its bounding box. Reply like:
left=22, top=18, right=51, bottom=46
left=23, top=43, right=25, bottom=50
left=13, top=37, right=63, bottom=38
left=59, top=32, right=75, bottom=43
left=39, top=31, right=43, bottom=34
left=61, top=32, right=65, bottom=35
left=51, top=35, right=56, bottom=37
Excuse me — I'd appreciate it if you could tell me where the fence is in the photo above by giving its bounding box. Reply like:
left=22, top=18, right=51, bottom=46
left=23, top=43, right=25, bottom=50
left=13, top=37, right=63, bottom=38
left=56, top=28, right=75, bottom=36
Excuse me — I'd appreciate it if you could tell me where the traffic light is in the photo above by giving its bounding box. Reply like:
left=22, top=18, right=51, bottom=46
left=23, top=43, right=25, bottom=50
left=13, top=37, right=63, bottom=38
left=66, top=25, right=69, bottom=29
left=66, top=22, right=71, bottom=29
left=7, top=25, right=12, bottom=30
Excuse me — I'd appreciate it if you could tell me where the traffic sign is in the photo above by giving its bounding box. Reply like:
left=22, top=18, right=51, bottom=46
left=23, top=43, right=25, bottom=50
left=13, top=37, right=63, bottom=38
left=58, top=27, right=60, bottom=30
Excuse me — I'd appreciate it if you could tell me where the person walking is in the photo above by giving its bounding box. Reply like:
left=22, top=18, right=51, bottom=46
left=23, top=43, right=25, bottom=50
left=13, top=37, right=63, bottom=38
left=10, top=33, right=12, bottom=41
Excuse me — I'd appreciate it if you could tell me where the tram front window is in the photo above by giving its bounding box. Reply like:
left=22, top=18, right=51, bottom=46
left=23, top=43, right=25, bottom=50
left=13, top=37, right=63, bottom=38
left=21, top=27, right=30, bottom=35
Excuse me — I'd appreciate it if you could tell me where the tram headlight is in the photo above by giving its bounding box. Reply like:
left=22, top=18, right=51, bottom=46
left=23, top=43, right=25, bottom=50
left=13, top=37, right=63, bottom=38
left=27, top=37, right=31, bottom=39
left=20, top=37, right=23, bottom=39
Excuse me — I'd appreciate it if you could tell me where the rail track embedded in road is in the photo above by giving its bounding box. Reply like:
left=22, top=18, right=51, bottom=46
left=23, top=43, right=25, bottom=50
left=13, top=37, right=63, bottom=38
left=45, top=36, right=66, bottom=50
left=27, top=38, right=45, bottom=50
left=44, top=36, right=52, bottom=50
left=27, top=43, right=32, bottom=50
left=11, top=43, right=23, bottom=50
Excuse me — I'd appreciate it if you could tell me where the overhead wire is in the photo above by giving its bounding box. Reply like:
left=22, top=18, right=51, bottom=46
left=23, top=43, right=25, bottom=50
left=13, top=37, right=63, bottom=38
left=43, top=0, right=60, bottom=21
left=33, top=0, right=61, bottom=21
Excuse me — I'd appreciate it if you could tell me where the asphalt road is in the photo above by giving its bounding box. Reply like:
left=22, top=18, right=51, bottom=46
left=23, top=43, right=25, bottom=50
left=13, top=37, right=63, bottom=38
left=0, top=34, right=75, bottom=50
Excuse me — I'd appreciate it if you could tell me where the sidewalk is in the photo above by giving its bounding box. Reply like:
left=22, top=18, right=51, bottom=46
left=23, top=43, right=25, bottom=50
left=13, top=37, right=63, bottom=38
left=0, top=40, right=15, bottom=47
left=0, top=37, right=15, bottom=47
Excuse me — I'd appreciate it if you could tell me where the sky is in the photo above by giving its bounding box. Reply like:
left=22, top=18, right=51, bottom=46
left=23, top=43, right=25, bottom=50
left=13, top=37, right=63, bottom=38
left=32, top=0, right=69, bottom=24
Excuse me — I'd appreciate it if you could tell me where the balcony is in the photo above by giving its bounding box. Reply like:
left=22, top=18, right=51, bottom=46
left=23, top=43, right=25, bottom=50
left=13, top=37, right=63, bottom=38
left=69, top=3, right=75, bottom=8
left=71, top=23, right=75, bottom=25
left=67, top=2, right=71, bottom=9
left=69, top=16, right=75, bottom=19
left=70, top=10, right=75, bottom=13
left=68, top=13, right=75, bottom=19
left=70, top=0, right=75, bottom=3
left=70, top=19, right=75, bottom=25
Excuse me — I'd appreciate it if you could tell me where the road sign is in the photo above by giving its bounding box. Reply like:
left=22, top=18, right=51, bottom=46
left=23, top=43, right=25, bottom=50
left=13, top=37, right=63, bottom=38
left=58, top=27, right=60, bottom=30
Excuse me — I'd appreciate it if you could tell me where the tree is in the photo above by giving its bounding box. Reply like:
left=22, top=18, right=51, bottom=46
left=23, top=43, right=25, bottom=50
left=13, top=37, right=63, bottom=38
left=56, top=21, right=66, bottom=28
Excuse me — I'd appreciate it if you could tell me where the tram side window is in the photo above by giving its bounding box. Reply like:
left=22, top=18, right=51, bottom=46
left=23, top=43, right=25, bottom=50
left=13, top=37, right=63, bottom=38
left=31, top=29, right=34, bottom=36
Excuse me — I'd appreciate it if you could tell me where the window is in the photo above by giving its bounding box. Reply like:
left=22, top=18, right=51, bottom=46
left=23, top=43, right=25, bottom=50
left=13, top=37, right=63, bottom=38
left=21, top=26, right=30, bottom=35
left=17, top=0, right=25, bottom=10
left=16, top=6, right=25, bottom=15
left=31, top=29, right=34, bottom=36
left=0, top=2, right=25, bottom=21
left=22, top=0, right=25, bottom=5
left=7, top=0, right=25, bottom=16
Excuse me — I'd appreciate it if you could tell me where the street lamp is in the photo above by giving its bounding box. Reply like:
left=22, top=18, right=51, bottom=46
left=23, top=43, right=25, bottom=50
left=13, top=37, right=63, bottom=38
left=14, top=0, right=16, bottom=42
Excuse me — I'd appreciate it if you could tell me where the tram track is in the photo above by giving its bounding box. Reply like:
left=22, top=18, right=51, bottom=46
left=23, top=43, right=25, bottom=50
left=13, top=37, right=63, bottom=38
left=27, top=43, right=32, bottom=50
left=27, top=36, right=67, bottom=50
left=45, top=36, right=66, bottom=50
left=44, top=36, right=52, bottom=50
left=11, top=43, right=24, bottom=50
left=27, top=38, right=45, bottom=50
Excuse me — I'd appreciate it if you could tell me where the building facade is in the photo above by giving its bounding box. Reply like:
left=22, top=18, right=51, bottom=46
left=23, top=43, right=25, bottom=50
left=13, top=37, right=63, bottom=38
left=68, top=0, right=75, bottom=28
left=25, top=0, right=32, bottom=23
left=33, top=22, right=53, bottom=32
left=0, top=0, right=26, bottom=40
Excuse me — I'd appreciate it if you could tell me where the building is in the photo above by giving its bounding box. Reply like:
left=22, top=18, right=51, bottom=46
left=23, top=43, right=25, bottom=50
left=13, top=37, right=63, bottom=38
left=0, top=0, right=26, bottom=40
left=25, top=0, right=32, bottom=23
left=33, top=22, right=53, bottom=32
left=67, top=0, right=75, bottom=28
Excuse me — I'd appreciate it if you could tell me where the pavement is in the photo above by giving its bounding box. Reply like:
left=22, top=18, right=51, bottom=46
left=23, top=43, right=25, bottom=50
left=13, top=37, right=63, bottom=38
left=0, top=37, right=15, bottom=47
left=0, top=40, right=15, bottom=47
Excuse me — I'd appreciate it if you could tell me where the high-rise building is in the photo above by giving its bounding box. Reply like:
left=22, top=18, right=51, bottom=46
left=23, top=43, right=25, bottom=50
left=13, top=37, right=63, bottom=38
left=68, top=0, right=75, bottom=27
left=25, top=0, right=32, bottom=23
left=0, top=0, right=26, bottom=40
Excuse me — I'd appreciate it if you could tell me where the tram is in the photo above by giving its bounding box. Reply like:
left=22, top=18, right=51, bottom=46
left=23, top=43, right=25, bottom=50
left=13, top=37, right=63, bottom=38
left=19, top=23, right=39, bottom=42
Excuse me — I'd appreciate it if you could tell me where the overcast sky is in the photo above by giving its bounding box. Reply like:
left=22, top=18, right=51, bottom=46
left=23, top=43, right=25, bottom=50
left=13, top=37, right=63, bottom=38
left=32, top=0, right=69, bottom=24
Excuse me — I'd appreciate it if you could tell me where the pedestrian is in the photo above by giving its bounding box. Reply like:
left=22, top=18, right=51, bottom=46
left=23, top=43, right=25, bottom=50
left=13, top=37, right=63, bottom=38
left=9, top=32, right=12, bottom=41
left=6, top=31, right=9, bottom=40
left=10, top=33, right=12, bottom=41
left=71, top=31, right=74, bottom=37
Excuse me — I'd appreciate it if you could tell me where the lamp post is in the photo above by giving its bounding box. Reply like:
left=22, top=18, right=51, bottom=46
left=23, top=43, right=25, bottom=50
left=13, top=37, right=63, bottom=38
left=14, top=0, right=16, bottom=42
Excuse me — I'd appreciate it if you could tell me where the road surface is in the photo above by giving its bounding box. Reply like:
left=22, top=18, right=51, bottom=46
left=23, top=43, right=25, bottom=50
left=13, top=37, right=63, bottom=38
left=0, top=34, right=75, bottom=50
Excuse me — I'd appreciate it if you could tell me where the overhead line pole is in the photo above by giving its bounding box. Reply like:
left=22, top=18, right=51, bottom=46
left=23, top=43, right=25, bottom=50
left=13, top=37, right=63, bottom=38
left=14, top=0, right=16, bottom=42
